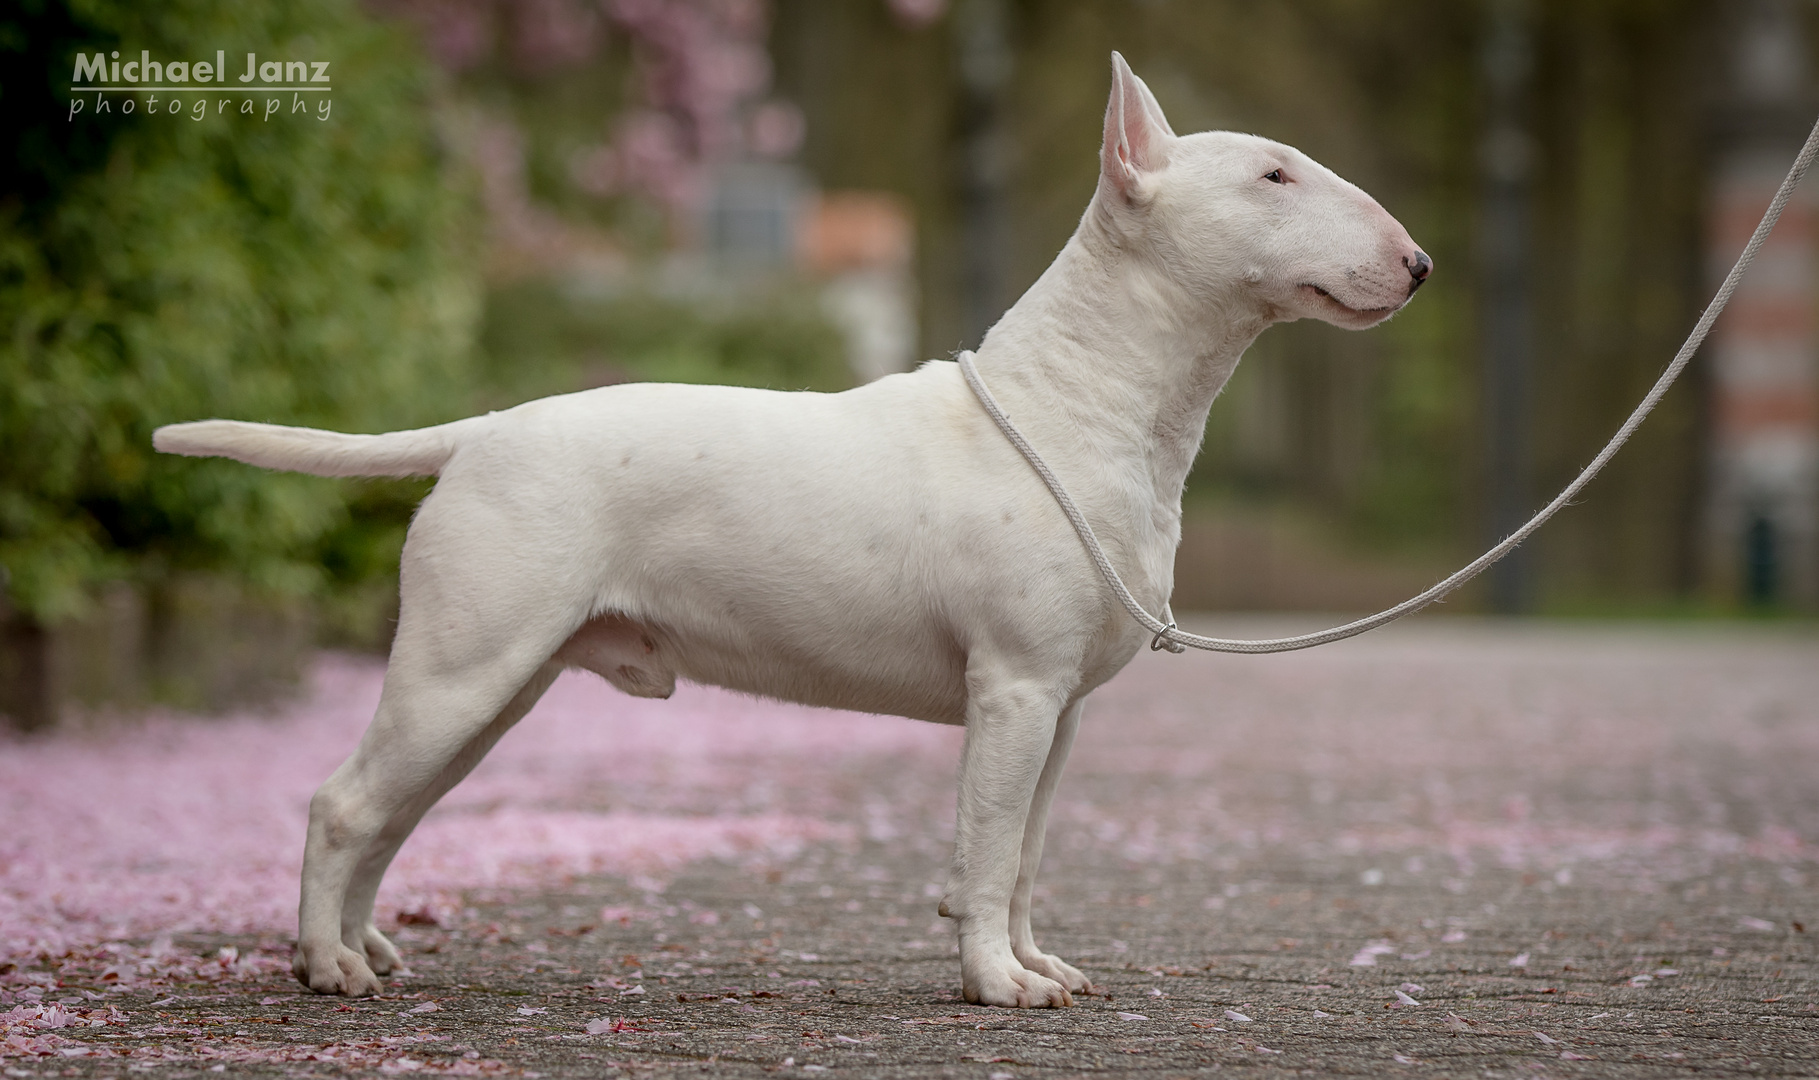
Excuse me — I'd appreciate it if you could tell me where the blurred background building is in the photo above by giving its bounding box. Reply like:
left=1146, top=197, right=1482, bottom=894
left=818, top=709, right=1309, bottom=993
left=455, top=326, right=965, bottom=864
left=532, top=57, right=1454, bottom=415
left=4, top=0, right=1819, bottom=727
left=1707, top=0, right=1819, bottom=609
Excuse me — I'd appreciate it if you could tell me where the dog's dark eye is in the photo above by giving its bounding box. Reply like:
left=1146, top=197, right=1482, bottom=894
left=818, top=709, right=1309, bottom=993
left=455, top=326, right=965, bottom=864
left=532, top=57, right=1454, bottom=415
left=1264, top=169, right=1285, bottom=184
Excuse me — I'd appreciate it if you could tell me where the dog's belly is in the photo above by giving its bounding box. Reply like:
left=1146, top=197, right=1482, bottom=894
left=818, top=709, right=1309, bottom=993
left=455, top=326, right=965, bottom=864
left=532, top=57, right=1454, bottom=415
left=554, top=607, right=970, bottom=722
left=668, top=617, right=973, bottom=723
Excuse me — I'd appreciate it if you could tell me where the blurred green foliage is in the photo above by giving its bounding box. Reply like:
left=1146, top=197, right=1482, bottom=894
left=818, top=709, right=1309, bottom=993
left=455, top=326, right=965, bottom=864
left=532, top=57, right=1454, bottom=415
left=478, top=280, right=852, bottom=408
left=0, top=0, right=477, bottom=624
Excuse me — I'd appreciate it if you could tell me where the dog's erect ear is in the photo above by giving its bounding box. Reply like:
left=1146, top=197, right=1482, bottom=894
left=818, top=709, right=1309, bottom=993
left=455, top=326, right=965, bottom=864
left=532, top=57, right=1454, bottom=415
left=1101, top=52, right=1172, bottom=203
left=1128, top=63, right=1175, bottom=141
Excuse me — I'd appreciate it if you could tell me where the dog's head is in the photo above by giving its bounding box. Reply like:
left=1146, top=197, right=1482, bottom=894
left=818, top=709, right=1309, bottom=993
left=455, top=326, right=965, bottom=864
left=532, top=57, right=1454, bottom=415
left=1093, top=53, right=1429, bottom=330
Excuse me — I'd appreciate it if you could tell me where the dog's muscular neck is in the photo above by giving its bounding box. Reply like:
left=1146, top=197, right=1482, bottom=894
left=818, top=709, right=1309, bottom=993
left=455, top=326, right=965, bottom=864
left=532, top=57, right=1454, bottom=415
left=970, top=218, right=1267, bottom=518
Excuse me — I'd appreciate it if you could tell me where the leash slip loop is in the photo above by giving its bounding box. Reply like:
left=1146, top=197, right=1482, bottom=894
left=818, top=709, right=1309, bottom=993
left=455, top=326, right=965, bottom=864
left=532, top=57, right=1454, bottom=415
left=960, top=113, right=1819, bottom=657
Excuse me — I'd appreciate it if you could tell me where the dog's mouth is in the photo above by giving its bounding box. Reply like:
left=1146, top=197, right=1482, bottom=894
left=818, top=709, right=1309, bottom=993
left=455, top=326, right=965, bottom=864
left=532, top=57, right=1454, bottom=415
left=1300, top=283, right=1401, bottom=327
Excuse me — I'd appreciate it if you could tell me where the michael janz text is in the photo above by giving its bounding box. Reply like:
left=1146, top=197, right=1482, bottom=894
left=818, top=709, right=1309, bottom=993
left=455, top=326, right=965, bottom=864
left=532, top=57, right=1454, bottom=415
left=67, top=50, right=334, bottom=122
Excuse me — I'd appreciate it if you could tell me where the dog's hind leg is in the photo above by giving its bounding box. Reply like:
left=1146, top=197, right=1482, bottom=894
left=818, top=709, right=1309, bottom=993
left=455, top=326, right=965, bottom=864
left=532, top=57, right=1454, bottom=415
left=332, top=661, right=563, bottom=979
left=1008, top=698, right=1089, bottom=993
left=942, top=670, right=1075, bottom=1008
left=293, top=516, right=588, bottom=997
left=294, top=643, right=563, bottom=996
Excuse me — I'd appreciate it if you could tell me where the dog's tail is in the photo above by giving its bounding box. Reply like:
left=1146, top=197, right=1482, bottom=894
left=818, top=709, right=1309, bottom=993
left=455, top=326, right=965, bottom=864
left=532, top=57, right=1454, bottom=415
left=152, top=417, right=480, bottom=478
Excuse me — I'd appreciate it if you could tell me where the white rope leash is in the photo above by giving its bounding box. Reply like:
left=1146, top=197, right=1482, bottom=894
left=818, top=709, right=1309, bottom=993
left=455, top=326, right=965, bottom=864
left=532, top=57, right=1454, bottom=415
left=960, top=114, right=1819, bottom=655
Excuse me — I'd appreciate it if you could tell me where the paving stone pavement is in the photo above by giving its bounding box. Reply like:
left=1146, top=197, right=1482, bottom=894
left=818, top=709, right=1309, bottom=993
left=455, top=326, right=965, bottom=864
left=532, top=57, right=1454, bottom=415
left=10, top=618, right=1819, bottom=1078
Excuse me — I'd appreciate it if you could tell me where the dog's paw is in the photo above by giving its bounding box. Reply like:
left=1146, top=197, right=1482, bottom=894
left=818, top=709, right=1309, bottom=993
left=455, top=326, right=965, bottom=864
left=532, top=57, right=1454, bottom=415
left=350, top=925, right=402, bottom=976
left=294, top=943, right=384, bottom=997
left=1015, top=949, right=1091, bottom=993
left=962, top=958, right=1073, bottom=1009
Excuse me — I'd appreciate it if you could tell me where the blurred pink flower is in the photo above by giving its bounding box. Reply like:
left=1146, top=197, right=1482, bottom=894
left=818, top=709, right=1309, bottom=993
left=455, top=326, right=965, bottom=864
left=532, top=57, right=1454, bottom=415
left=748, top=100, right=806, bottom=159
left=370, top=0, right=797, bottom=238
left=887, top=0, right=947, bottom=26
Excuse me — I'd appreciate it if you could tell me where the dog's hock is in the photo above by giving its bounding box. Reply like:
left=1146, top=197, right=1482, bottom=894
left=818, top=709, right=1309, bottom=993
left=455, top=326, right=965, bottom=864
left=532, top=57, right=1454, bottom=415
left=1101, top=52, right=1173, bottom=202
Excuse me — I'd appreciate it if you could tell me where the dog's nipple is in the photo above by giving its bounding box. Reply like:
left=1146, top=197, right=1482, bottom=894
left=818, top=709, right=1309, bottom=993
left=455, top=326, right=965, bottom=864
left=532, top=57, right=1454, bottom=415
left=1245, top=267, right=1263, bottom=283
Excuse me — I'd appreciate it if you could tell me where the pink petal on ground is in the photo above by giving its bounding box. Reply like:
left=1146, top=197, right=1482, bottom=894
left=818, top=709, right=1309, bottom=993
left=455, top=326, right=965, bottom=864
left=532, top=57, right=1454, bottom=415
left=1, top=658, right=953, bottom=971
left=1223, top=1009, right=1253, bottom=1022
left=1117, top=1012, right=1149, bottom=1021
left=1394, top=990, right=1421, bottom=1007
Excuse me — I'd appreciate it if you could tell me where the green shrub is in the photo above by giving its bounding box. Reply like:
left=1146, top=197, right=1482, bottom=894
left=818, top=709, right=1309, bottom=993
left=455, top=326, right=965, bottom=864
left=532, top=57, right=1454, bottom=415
left=0, top=0, right=477, bottom=624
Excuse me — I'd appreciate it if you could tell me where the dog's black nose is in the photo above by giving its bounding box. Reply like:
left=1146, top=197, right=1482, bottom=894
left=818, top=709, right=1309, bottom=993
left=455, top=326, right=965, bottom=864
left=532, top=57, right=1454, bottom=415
left=1406, top=250, right=1432, bottom=287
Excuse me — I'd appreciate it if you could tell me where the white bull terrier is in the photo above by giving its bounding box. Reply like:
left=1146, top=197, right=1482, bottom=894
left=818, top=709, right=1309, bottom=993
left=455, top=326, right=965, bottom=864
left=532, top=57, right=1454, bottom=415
left=155, top=53, right=1428, bottom=1007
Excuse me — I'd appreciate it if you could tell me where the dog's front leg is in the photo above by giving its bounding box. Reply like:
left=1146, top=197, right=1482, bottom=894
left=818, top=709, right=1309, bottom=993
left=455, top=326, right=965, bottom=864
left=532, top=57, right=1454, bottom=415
left=942, top=674, right=1074, bottom=1008
left=1009, top=698, right=1090, bottom=993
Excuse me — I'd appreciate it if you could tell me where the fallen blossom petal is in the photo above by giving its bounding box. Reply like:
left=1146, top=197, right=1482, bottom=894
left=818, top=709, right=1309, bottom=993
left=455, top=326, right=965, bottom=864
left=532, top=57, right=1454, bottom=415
left=1223, top=1009, right=1253, bottom=1023
left=409, top=1001, right=440, bottom=1013
left=1533, top=1031, right=1560, bottom=1045
left=1394, top=990, right=1421, bottom=1007
left=1117, top=1012, right=1149, bottom=1021
left=0, top=661, right=888, bottom=972
left=1508, top=952, right=1530, bottom=967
